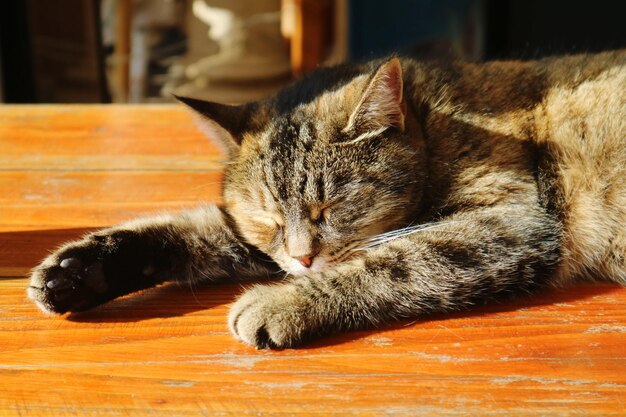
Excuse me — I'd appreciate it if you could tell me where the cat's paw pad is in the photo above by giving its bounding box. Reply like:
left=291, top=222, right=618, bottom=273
left=228, top=285, right=310, bottom=349
left=28, top=239, right=112, bottom=314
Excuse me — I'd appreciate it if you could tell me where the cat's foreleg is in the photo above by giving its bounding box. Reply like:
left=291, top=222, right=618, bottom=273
left=229, top=207, right=562, bottom=348
left=28, top=205, right=279, bottom=314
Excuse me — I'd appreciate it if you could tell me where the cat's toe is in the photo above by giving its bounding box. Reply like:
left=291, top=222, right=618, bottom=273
left=45, top=274, right=72, bottom=290
left=228, top=285, right=307, bottom=349
left=59, top=257, right=82, bottom=270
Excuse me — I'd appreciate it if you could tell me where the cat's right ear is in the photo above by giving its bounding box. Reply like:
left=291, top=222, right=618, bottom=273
left=343, top=57, right=406, bottom=136
left=174, top=95, right=253, bottom=157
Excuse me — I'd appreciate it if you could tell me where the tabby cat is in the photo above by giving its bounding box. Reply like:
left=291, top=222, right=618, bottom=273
left=28, top=50, right=626, bottom=348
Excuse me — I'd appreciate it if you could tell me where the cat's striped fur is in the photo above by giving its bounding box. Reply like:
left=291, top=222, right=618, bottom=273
left=28, top=50, right=626, bottom=348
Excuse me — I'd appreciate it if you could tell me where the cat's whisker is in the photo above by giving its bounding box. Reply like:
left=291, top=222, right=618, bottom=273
left=364, top=224, right=439, bottom=242
left=186, top=180, right=224, bottom=194
left=354, top=221, right=459, bottom=251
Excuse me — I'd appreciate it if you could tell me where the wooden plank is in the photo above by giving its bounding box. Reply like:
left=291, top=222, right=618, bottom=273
left=0, top=171, right=223, bottom=233
left=0, top=105, right=225, bottom=170
left=0, top=105, right=625, bottom=416
left=0, top=171, right=223, bottom=207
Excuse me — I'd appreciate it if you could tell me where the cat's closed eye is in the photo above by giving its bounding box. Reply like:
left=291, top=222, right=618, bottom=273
left=253, top=212, right=284, bottom=229
left=310, top=204, right=334, bottom=224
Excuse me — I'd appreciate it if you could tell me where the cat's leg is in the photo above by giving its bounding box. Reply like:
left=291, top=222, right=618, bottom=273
left=28, top=205, right=279, bottom=314
left=229, top=206, right=562, bottom=348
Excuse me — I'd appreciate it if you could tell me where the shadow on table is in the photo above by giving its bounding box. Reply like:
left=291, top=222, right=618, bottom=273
left=0, top=227, right=97, bottom=278
left=67, top=280, right=246, bottom=323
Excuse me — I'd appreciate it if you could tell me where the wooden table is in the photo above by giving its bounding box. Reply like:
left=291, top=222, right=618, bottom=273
left=1, top=105, right=625, bottom=416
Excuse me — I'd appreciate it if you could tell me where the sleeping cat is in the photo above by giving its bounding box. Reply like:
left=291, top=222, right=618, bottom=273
left=28, top=50, right=626, bottom=348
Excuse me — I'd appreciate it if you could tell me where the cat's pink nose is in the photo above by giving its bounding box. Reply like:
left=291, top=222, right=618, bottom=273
left=297, top=256, right=313, bottom=268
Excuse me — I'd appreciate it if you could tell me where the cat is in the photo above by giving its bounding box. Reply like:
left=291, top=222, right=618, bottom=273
left=28, top=49, right=626, bottom=348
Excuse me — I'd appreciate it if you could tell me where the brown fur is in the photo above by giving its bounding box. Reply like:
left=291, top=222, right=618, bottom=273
left=28, top=50, right=626, bottom=348
left=416, top=51, right=626, bottom=282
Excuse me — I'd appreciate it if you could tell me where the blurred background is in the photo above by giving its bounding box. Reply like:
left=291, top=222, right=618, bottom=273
left=1, top=0, right=625, bottom=104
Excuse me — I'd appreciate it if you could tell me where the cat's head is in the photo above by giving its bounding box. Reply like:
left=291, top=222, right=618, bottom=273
left=178, top=57, right=425, bottom=275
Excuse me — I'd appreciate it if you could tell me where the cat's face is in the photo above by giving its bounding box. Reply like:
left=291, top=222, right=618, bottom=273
left=178, top=58, right=424, bottom=275
left=224, top=117, right=420, bottom=275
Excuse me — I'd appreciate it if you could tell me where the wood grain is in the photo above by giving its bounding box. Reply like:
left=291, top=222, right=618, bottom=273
left=1, top=105, right=624, bottom=416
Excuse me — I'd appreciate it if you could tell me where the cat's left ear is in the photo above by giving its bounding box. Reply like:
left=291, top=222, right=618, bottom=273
left=174, top=95, right=254, bottom=157
left=344, top=57, right=406, bottom=135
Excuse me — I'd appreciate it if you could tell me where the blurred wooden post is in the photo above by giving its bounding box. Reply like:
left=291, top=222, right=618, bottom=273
left=113, top=0, right=131, bottom=102
left=286, top=0, right=333, bottom=76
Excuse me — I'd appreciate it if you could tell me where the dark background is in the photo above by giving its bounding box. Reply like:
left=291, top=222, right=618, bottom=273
left=349, top=0, right=626, bottom=60
left=2, top=0, right=625, bottom=103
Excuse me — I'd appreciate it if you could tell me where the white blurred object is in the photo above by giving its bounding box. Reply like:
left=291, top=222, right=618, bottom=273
left=164, top=0, right=290, bottom=103
left=193, top=1, right=234, bottom=40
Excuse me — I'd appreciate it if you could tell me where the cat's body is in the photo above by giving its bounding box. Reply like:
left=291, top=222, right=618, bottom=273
left=28, top=49, right=626, bottom=348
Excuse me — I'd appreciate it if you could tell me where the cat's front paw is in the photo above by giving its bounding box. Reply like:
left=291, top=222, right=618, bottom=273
left=28, top=230, right=167, bottom=314
left=28, top=237, right=112, bottom=314
left=228, top=284, right=314, bottom=349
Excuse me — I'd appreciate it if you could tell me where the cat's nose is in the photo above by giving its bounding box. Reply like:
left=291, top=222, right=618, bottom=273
left=297, top=256, right=314, bottom=268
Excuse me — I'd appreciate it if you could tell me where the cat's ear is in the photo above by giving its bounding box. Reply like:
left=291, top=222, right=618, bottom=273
left=175, top=95, right=252, bottom=157
left=344, top=57, right=406, bottom=135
